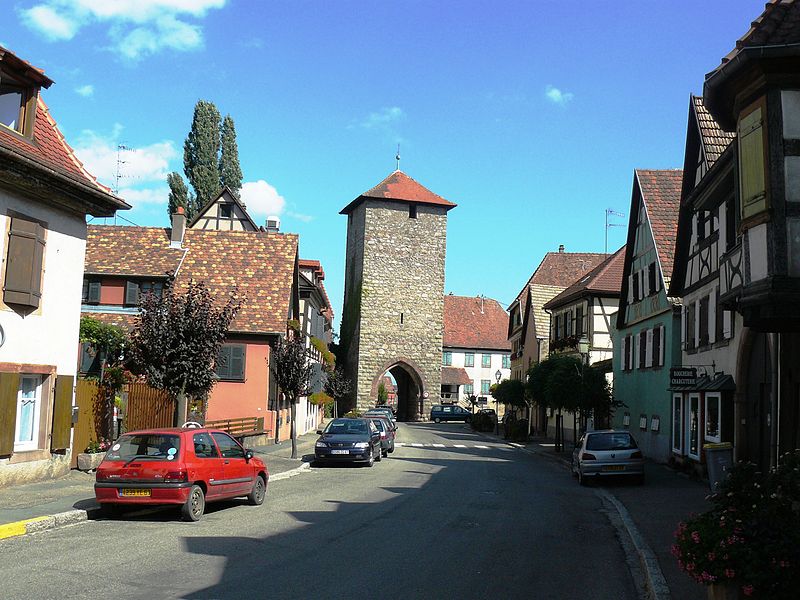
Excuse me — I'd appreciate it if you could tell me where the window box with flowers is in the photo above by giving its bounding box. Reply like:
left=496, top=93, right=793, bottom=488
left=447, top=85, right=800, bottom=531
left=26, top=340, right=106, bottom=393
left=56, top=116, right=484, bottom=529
left=77, top=439, right=110, bottom=471
left=672, top=451, right=800, bottom=600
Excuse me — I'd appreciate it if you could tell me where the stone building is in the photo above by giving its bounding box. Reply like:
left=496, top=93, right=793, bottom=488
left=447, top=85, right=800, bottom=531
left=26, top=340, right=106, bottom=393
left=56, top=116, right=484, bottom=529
left=339, top=170, right=455, bottom=420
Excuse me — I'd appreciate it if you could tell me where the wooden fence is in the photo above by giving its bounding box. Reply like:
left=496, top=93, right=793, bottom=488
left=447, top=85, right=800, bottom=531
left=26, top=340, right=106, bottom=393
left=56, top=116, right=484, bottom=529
left=72, top=379, right=99, bottom=468
left=124, top=382, right=173, bottom=431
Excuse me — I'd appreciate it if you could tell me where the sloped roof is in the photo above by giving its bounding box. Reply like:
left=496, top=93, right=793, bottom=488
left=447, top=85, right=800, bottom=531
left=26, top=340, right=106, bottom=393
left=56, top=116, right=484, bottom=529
left=81, top=310, right=139, bottom=332
left=340, top=170, right=456, bottom=214
left=543, top=246, right=626, bottom=310
left=85, top=226, right=298, bottom=335
left=443, top=295, right=511, bottom=351
left=188, top=186, right=258, bottom=230
left=299, top=258, right=334, bottom=322
left=691, top=96, right=735, bottom=167
left=716, top=0, right=800, bottom=67
left=636, top=169, right=683, bottom=281
left=441, top=367, right=472, bottom=386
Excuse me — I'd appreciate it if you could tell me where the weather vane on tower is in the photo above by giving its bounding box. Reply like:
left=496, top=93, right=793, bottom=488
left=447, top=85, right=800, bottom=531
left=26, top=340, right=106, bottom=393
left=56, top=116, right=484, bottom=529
left=395, top=144, right=401, bottom=171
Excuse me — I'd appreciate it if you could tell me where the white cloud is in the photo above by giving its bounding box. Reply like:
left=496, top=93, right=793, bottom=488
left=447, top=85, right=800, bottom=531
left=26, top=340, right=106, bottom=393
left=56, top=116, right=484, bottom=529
left=21, top=5, right=80, bottom=40
left=240, top=180, right=286, bottom=218
left=71, top=127, right=178, bottom=208
left=287, top=211, right=314, bottom=223
left=358, top=106, right=405, bottom=129
left=545, top=85, right=574, bottom=105
left=19, top=0, right=226, bottom=60
left=75, top=84, right=94, bottom=97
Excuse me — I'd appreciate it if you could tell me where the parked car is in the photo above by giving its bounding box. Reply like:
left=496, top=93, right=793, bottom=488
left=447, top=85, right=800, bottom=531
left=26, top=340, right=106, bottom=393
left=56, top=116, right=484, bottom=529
left=314, top=418, right=382, bottom=467
left=368, top=416, right=396, bottom=456
left=365, top=407, right=396, bottom=423
left=429, top=404, right=472, bottom=423
left=571, top=430, right=645, bottom=486
left=94, top=427, right=268, bottom=522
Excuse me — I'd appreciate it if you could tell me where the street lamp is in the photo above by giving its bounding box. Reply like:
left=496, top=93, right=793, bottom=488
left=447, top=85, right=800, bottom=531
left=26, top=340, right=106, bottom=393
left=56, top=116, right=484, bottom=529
left=495, top=369, right=502, bottom=435
left=577, top=334, right=590, bottom=437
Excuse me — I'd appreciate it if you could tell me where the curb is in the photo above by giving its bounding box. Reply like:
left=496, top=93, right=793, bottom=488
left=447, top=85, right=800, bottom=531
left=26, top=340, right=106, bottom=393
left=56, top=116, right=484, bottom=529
left=0, top=462, right=311, bottom=542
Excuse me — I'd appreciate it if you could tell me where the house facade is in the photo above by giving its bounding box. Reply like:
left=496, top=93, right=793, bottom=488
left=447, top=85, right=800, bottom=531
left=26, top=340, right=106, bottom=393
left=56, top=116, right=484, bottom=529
left=507, top=248, right=606, bottom=430
left=542, top=246, right=625, bottom=440
left=612, top=170, right=683, bottom=463
left=671, top=1, right=800, bottom=472
left=441, top=295, right=511, bottom=409
left=83, top=212, right=299, bottom=441
left=0, top=46, right=128, bottom=485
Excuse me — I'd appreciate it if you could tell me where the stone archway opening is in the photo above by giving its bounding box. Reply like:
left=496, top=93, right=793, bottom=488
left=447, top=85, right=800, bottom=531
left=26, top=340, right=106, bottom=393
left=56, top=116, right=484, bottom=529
left=373, top=362, right=424, bottom=422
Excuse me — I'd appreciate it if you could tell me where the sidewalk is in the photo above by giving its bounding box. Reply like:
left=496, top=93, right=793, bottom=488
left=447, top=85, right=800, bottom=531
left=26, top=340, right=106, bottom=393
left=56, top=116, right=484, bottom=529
left=491, top=430, right=710, bottom=600
left=0, top=429, right=320, bottom=540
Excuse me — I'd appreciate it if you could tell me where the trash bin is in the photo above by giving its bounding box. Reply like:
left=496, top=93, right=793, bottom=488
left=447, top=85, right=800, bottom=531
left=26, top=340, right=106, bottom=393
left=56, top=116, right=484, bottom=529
left=704, top=442, right=733, bottom=492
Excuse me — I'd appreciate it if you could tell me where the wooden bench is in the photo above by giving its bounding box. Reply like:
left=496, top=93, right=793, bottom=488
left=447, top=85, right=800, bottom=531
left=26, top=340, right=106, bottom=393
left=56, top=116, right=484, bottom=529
left=205, top=416, right=269, bottom=441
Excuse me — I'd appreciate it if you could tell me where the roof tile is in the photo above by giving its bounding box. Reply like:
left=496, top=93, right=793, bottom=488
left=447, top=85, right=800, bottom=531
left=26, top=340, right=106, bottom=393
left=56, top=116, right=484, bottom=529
left=340, top=170, right=456, bottom=214
left=443, top=295, right=510, bottom=351
left=635, top=169, right=683, bottom=281
left=543, top=246, right=626, bottom=310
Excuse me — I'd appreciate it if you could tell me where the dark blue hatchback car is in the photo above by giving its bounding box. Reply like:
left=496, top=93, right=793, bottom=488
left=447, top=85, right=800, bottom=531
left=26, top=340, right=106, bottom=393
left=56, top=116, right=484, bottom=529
left=314, top=418, right=382, bottom=467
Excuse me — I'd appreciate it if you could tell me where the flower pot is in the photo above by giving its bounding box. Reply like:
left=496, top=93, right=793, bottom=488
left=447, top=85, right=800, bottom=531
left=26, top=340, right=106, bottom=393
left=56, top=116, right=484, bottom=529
left=707, top=583, right=743, bottom=600
left=77, top=452, right=105, bottom=472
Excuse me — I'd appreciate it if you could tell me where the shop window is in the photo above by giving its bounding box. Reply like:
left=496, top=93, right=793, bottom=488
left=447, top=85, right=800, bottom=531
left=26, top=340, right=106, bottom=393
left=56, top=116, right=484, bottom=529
left=705, top=394, right=721, bottom=443
left=688, top=395, right=700, bottom=459
left=672, top=395, right=683, bottom=453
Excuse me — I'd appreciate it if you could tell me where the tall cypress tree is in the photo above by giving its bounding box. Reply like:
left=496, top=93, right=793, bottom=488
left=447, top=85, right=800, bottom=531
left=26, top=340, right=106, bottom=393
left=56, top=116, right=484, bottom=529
left=167, top=171, right=193, bottom=220
left=219, top=114, right=243, bottom=198
left=183, top=100, right=221, bottom=212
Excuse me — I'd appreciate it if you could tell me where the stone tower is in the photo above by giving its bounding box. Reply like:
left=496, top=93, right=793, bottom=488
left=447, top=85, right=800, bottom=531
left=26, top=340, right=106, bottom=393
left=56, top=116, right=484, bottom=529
left=339, top=170, right=455, bottom=421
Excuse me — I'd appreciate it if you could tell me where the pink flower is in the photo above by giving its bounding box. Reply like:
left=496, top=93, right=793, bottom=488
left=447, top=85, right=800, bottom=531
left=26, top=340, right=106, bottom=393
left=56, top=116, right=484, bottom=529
left=725, top=569, right=735, bottom=579
left=691, top=531, right=701, bottom=543
left=686, top=562, right=696, bottom=572
left=742, top=585, right=754, bottom=596
left=707, top=552, right=716, bottom=561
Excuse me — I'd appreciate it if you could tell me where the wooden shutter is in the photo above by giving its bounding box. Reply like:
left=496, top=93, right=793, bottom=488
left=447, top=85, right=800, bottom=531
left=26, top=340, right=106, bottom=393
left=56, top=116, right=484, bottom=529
left=229, top=345, right=244, bottom=381
left=51, top=375, right=73, bottom=451
left=645, top=329, right=653, bottom=368
left=738, top=104, right=767, bottom=220
left=627, top=275, right=634, bottom=303
left=638, top=332, right=646, bottom=369
left=216, top=345, right=231, bottom=379
left=125, top=281, right=139, bottom=305
left=88, top=281, right=101, bottom=304
left=0, top=372, right=20, bottom=456
left=632, top=272, right=640, bottom=301
left=4, top=217, right=45, bottom=308
left=659, top=325, right=665, bottom=366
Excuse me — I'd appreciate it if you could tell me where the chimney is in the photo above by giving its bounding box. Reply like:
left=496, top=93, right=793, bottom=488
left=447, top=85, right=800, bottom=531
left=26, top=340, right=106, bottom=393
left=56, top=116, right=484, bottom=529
left=558, top=244, right=565, bottom=253
left=265, top=215, right=280, bottom=233
left=171, top=206, right=186, bottom=248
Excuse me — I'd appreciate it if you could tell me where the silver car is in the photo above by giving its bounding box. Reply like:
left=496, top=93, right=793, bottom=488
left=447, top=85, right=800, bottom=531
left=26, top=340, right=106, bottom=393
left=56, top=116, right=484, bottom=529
left=571, top=430, right=645, bottom=486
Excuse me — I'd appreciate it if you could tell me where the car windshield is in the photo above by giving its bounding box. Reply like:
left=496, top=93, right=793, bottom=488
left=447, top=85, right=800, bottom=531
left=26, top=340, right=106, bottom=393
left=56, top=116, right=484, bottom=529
left=105, top=433, right=181, bottom=461
left=586, top=432, right=637, bottom=451
left=324, top=419, right=368, bottom=435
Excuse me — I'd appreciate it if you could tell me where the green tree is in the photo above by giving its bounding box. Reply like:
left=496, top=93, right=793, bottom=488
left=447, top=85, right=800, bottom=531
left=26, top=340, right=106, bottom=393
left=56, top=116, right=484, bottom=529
left=167, top=171, right=193, bottom=221
left=219, top=114, right=243, bottom=197
left=377, top=381, right=388, bottom=405
left=490, top=379, right=526, bottom=410
left=126, top=279, right=241, bottom=426
left=183, top=100, right=221, bottom=213
left=269, top=327, right=314, bottom=459
left=324, top=365, right=352, bottom=419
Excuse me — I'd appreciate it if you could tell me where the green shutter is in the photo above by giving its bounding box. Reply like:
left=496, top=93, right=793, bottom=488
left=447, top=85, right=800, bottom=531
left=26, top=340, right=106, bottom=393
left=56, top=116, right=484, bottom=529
left=230, top=345, right=245, bottom=380
left=215, top=345, right=230, bottom=379
left=88, top=281, right=101, bottom=303
left=125, top=281, right=139, bottom=305
left=0, top=372, right=20, bottom=456
left=738, top=106, right=767, bottom=219
left=51, top=375, right=74, bottom=451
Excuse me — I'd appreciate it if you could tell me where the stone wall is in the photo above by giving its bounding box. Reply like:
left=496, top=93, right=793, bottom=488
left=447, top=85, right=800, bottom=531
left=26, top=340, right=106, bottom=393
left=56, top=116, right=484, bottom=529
left=341, top=200, right=448, bottom=418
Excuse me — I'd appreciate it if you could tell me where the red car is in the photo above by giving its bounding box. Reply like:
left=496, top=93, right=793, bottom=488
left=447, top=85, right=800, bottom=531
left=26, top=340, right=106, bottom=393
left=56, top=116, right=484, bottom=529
left=94, top=427, right=268, bottom=521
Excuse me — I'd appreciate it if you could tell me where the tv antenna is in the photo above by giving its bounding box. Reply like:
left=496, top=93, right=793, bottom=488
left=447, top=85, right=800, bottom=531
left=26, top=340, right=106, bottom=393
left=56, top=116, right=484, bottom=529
left=605, top=208, right=626, bottom=254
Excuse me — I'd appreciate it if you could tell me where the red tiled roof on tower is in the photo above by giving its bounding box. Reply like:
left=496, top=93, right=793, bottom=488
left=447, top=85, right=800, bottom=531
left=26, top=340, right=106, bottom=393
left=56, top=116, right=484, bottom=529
left=635, top=169, right=683, bottom=281
left=443, top=295, right=510, bottom=351
left=340, top=170, right=456, bottom=214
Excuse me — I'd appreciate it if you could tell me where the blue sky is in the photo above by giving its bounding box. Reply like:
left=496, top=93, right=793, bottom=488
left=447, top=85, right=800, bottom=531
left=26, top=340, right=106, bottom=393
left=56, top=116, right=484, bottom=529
left=5, top=0, right=764, bottom=325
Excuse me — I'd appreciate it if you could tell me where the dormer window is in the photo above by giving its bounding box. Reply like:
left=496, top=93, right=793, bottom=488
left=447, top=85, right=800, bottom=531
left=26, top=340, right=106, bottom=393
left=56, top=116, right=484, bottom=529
left=0, top=71, right=36, bottom=137
left=219, top=204, right=232, bottom=219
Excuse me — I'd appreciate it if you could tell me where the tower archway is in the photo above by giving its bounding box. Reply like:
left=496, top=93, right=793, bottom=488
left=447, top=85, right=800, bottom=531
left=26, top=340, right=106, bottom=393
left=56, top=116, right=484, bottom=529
left=371, top=359, right=426, bottom=422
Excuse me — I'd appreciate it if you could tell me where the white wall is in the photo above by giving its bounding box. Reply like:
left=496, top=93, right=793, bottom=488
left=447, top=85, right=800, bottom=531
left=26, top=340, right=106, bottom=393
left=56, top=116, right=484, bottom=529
left=445, top=348, right=511, bottom=400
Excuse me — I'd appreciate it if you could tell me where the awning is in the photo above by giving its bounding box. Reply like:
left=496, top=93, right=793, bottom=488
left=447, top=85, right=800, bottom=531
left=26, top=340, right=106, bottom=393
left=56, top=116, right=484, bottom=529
left=441, top=367, right=472, bottom=386
left=669, top=374, right=736, bottom=392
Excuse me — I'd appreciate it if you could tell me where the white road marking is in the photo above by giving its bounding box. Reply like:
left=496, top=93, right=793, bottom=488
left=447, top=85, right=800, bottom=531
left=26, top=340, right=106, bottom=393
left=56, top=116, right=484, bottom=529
left=539, top=443, right=556, bottom=447
left=454, top=444, right=467, bottom=448
left=475, top=445, right=490, bottom=449
left=411, top=443, right=424, bottom=447
left=431, top=443, right=445, bottom=448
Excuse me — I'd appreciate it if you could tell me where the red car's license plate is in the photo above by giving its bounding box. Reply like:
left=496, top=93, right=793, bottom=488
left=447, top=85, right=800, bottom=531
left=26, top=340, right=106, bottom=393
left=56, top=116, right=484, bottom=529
left=121, top=488, right=151, bottom=497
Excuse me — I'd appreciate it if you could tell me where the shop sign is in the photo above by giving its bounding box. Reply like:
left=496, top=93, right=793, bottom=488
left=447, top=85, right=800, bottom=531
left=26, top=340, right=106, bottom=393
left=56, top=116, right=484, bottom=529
left=670, top=367, right=697, bottom=387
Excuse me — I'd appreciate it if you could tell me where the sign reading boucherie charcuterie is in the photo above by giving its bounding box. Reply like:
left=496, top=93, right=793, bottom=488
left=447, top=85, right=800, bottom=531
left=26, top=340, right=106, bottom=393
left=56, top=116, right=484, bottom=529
left=670, top=367, right=697, bottom=387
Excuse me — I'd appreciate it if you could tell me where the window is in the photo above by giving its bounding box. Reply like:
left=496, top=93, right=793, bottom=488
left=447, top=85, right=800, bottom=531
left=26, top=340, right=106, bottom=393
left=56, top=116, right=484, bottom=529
left=705, top=394, right=721, bottom=443
left=442, top=351, right=452, bottom=366
left=502, top=355, right=510, bottom=369
left=688, top=395, right=700, bottom=459
left=216, top=344, right=246, bottom=381
left=554, top=314, right=561, bottom=339
left=193, top=432, right=219, bottom=458
left=464, top=353, right=474, bottom=367
left=82, top=279, right=101, bottom=304
left=14, top=375, right=42, bottom=451
left=464, top=383, right=474, bottom=395
left=481, top=380, right=490, bottom=394
left=140, top=281, right=163, bottom=299
left=652, top=326, right=662, bottom=368
left=648, top=263, right=657, bottom=296
left=4, top=216, right=46, bottom=309
left=685, top=303, right=696, bottom=350
left=409, top=205, right=417, bottom=219
left=575, top=305, right=584, bottom=336
left=565, top=309, right=573, bottom=336
left=622, top=335, right=630, bottom=371
left=482, top=354, right=491, bottom=368
left=638, top=331, right=646, bottom=369
left=699, top=296, right=709, bottom=347
left=211, top=432, right=245, bottom=459
left=725, top=196, right=737, bottom=250
left=672, top=395, right=683, bottom=453
left=219, top=204, right=233, bottom=219
left=125, top=281, right=139, bottom=306
left=0, top=79, right=32, bottom=135
left=632, top=271, right=640, bottom=301
left=79, top=342, right=102, bottom=375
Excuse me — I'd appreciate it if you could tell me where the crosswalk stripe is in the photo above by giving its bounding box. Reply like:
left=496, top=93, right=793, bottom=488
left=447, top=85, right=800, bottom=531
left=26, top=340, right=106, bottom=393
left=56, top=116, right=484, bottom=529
left=432, top=443, right=445, bottom=448
left=411, top=443, right=424, bottom=447
left=475, top=445, right=490, bottom=449
left=454, top=444, right=467, bottom=448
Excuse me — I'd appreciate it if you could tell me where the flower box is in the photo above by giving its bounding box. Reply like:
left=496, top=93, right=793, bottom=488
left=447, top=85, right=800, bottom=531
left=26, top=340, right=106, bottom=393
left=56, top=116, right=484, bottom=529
left=76, top=452, right=105, bottom=472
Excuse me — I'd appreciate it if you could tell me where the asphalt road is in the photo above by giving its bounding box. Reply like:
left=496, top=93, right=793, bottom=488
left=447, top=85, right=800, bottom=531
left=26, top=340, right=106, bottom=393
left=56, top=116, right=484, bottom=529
left=3, top=423, right=639, bottom=600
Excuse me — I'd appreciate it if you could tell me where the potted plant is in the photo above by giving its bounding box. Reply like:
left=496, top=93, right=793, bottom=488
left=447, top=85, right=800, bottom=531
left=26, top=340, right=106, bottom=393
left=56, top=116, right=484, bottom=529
left=77, top=438, right=110, bottom=471
left=672, top=451, right=800, bottom=600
